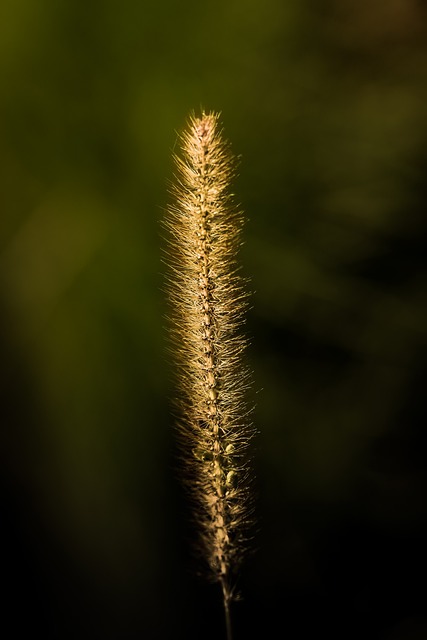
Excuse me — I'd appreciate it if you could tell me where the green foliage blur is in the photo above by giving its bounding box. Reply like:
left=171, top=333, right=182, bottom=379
left=1, top=1, right=426, bottom=638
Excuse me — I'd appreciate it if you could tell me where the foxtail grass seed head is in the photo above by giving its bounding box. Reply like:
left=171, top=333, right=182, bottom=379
left=164, top=112, right=255, bottom=610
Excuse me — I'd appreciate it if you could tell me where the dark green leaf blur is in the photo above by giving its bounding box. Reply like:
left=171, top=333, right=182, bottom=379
left=1, top=1, right=426, bottom=638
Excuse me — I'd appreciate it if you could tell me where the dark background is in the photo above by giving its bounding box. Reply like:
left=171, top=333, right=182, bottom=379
left=1, top=1, right=427, bottom=638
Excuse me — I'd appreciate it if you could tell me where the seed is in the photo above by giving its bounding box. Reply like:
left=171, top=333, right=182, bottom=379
left=226, top=471, right=236, bottom=487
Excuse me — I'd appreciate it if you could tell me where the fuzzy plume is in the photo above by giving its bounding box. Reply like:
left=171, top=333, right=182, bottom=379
left=164, top=111, right=254, bottom=624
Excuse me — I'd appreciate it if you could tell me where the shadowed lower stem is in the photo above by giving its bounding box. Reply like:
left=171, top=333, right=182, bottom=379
left=222, top=580, right=233, bottom=640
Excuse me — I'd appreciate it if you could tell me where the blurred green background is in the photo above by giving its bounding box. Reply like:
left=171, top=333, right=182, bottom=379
left=1, top=1, right=427, bottom=638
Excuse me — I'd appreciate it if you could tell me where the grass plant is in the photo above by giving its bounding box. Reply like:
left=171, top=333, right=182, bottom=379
left=164, top=111, right=255, bottom=639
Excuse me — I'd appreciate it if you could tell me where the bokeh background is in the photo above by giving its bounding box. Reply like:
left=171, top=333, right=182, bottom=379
left=1, top=1, right=427, bottom=638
